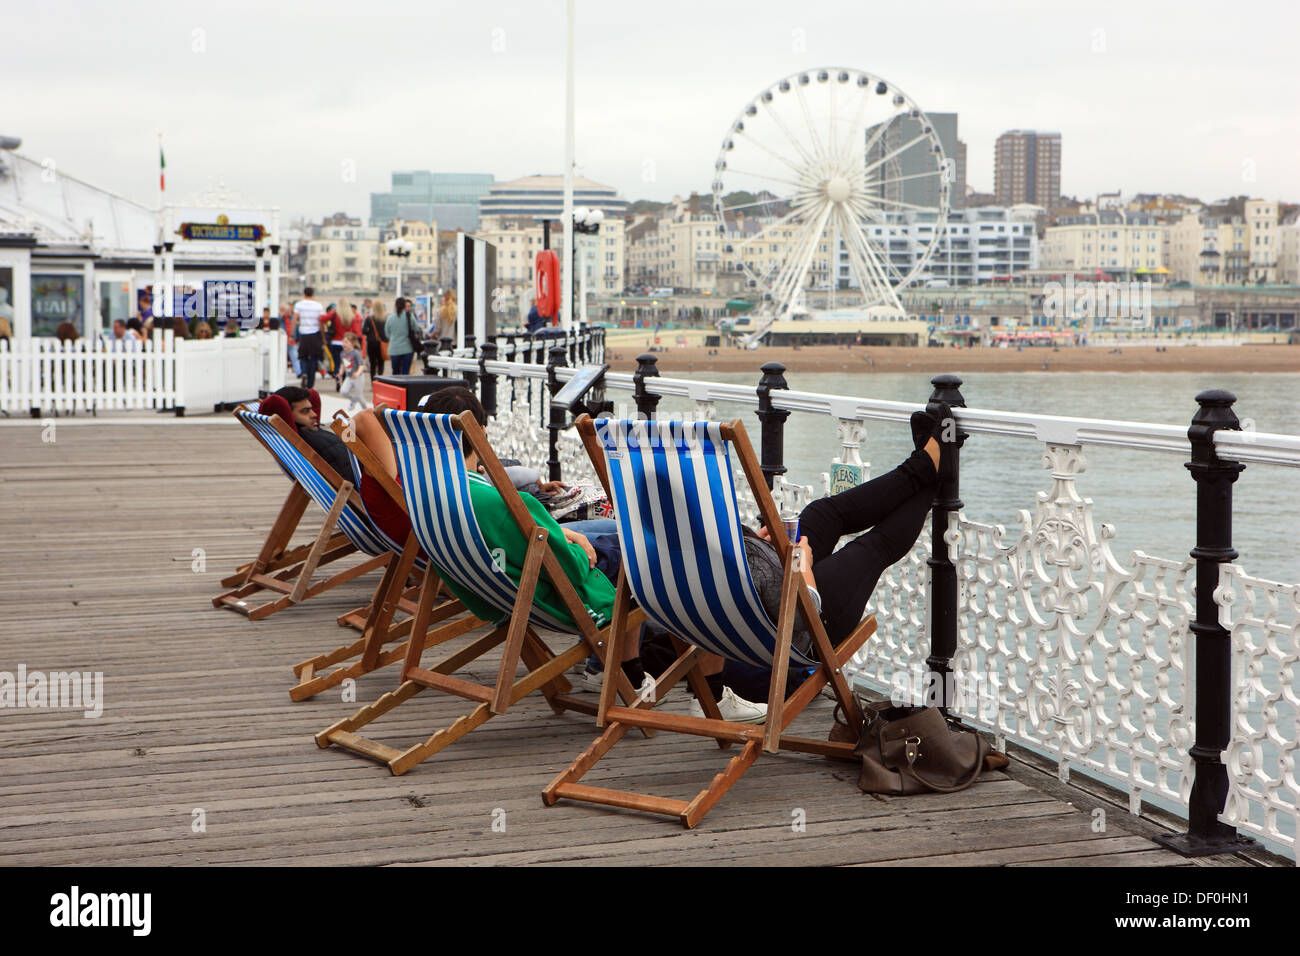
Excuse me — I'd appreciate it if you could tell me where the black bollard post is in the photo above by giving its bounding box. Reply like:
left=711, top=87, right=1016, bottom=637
left=479, top=342, right=498, bottom=418
left=755, top=362, right=790, bottom=490
left=438, top=337, right=453, bottom=377
left=1155, top=389, right=1257, bottom=856
left=546, top=345, right=567, bottom=481
left=633, top=353, right=661, bottom=419
left=925, top=373, right=967, bottom=714
left=463, top=348, right=478, bottom=392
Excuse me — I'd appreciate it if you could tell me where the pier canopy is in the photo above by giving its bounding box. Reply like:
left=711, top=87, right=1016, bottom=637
left=0, top=141, right=276, bottom=339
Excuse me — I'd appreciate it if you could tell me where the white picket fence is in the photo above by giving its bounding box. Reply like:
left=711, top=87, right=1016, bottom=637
left=0, top=330, right=287, bottom=416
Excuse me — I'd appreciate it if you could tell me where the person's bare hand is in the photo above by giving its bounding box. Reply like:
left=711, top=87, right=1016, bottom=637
left=754, top=524, right=771, bottom=542
left=538, top=480, right=567, bottom=495
left=562, top=527, right=596, bottom=568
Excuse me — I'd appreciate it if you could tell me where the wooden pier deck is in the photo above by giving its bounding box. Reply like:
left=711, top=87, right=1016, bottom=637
left=0, top=415, right=1270, bottom=866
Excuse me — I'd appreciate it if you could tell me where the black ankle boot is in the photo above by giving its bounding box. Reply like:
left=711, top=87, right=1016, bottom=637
left=909, top=410, right=933, bottom=450
left=927, top=401, right=963, bottom=480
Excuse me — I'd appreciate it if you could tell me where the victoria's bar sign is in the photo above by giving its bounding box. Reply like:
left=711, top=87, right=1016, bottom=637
left=176, top=222, right=267, bottom=241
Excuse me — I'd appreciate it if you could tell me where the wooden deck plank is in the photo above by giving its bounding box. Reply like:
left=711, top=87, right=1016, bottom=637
left=0, top=421, right=1265, bottom=866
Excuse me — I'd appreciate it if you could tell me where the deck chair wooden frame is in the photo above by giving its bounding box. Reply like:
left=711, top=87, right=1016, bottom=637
left=542, top=415, right=875, bottom=829
left=317, top=408, right=654, bottom=776
left=207, top=405, right=468, bottom=701
left=214, top=403, right=362, bottom=613
left=326, top=412, right=425, bottom=636
left=287, top=411, right=484, bottom=702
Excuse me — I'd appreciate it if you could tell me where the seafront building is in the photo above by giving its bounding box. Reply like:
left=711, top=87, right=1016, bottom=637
left=1040, top=213, right=1169, bottom=276
left=478, top=175, right=628, bottom=221
left=304, top=217, right=380, bottom=294
left=369, top=171, right=494, bottom=232
left=379, top=219, right=441, bottom=293
left=709, top=205, right=1038, bottom=297
left=475, top=212, right=627, bottom=309
left=1167, top=198, right=1281, bottom=285
left=625, top=193, right=722, bottom=293
left=1278, top=215, right=1300, bottom=284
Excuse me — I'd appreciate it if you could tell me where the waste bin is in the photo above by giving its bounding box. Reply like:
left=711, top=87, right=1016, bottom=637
left=371, top=375, right=472, bottom=411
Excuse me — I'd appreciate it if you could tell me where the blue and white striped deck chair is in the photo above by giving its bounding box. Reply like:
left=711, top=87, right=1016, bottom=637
left=216, top=406, right=446, bottom=703
left=215, top=404, right=360, bottom=608
left=544, top=415, right=875, bottom=829
left=317, top=407, right=647, bottom=777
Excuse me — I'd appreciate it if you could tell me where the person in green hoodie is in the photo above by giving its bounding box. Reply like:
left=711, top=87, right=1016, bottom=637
left=350, top=386, right=654, bottom=697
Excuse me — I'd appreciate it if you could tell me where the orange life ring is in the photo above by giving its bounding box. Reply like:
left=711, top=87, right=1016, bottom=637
left=535, top=249, right=561, bottom=319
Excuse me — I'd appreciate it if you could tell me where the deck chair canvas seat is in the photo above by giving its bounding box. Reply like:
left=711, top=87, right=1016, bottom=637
left=215, top=403, right=360, bottom=606
left=542, top=416, right=876, bottom=829
left=213, top=407, right=472, bottom=701
left=316, top=408, right=653, bottom=776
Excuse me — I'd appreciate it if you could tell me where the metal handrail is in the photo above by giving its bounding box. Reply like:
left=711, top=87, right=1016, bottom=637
left=421, top=355, right=1300, bottom=468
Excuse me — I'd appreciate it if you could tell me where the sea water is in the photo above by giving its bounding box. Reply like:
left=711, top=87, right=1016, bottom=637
left=659, top=370, right=1300, bottom=584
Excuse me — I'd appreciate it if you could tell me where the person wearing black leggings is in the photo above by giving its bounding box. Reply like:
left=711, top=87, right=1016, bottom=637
left=752, top=402, right=958, bottom=646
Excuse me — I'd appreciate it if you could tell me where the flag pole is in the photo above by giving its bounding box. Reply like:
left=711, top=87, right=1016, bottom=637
left=560, top=0, right=574, bottom=331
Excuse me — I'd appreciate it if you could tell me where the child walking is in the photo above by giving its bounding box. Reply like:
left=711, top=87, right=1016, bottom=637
left=339, top=332, right=368, bottom=411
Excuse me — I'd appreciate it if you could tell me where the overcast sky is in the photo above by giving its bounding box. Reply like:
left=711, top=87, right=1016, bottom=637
left=3, top=0, right=1296, bottom=221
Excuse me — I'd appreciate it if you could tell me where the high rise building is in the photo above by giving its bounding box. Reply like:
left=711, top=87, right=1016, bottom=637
left=369, top=172, right=495, bottom=231
left=865, top=112, right=964, bottom=211
left=994, top=130, right=1062, bottom=207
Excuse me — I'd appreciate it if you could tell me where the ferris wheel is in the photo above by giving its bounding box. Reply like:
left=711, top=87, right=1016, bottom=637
left=712, top=67, right=952, bottom=329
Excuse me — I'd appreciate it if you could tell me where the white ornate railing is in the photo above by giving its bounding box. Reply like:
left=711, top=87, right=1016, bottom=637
left=422, top=351, right=1300, bottom=861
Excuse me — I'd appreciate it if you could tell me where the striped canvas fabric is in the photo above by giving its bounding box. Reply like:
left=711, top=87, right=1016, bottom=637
left=239, top=409, right=405, bottom=560
left=595, top=418, right=818, bottom=669
left=382, top=409, right=577, bottom=633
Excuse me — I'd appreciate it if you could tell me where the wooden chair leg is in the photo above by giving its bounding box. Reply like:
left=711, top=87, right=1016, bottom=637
left=290, top=611, right=479, bottom=702
left=521, top=630, right=573, bottom=714
left=597, top=571, right=634, bottom=727
left=763, top=557, right=800, bottom=752
left=491, top=533, right=547, bottom=715
left=220, top=483, right=311, bottom=587
left=360, top=536, right=420, bottom=671
left=290, top=481, right=353, bottom=604
left=680, top=741, right=762, bottom=828
left=390, top=640, right=588, bottom=775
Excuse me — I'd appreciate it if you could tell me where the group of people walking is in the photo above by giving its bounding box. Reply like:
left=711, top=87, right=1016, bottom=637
left=288, top=290, right=430, bottom=400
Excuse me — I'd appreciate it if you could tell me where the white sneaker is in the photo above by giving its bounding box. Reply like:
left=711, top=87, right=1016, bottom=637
left=689, top=686, right=767, bottom=724
left=575, top=667, right=660, bottom=705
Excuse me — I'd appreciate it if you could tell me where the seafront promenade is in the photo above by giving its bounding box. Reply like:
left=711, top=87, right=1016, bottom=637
left=0, top=391, right=1290, bottom=866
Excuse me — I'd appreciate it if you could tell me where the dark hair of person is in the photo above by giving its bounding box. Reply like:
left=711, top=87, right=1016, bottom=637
left=125, top=317, right=143, bottom=333
left=303, top=286, right=314, bottom=297
left=273, top=385, right=311, bottom=405
left=394, top=297, right=406, bottom=314
left=419, top=386, right=487, bottom=456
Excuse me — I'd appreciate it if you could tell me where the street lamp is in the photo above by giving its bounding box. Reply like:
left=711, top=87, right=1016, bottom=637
left=572, top=207, right=603, bottom=327
left=386, top=237, right=414, bottom=298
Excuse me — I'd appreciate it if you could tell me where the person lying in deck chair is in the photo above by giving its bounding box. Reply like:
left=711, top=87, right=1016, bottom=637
left=575, top=409, right=959, bottom=721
